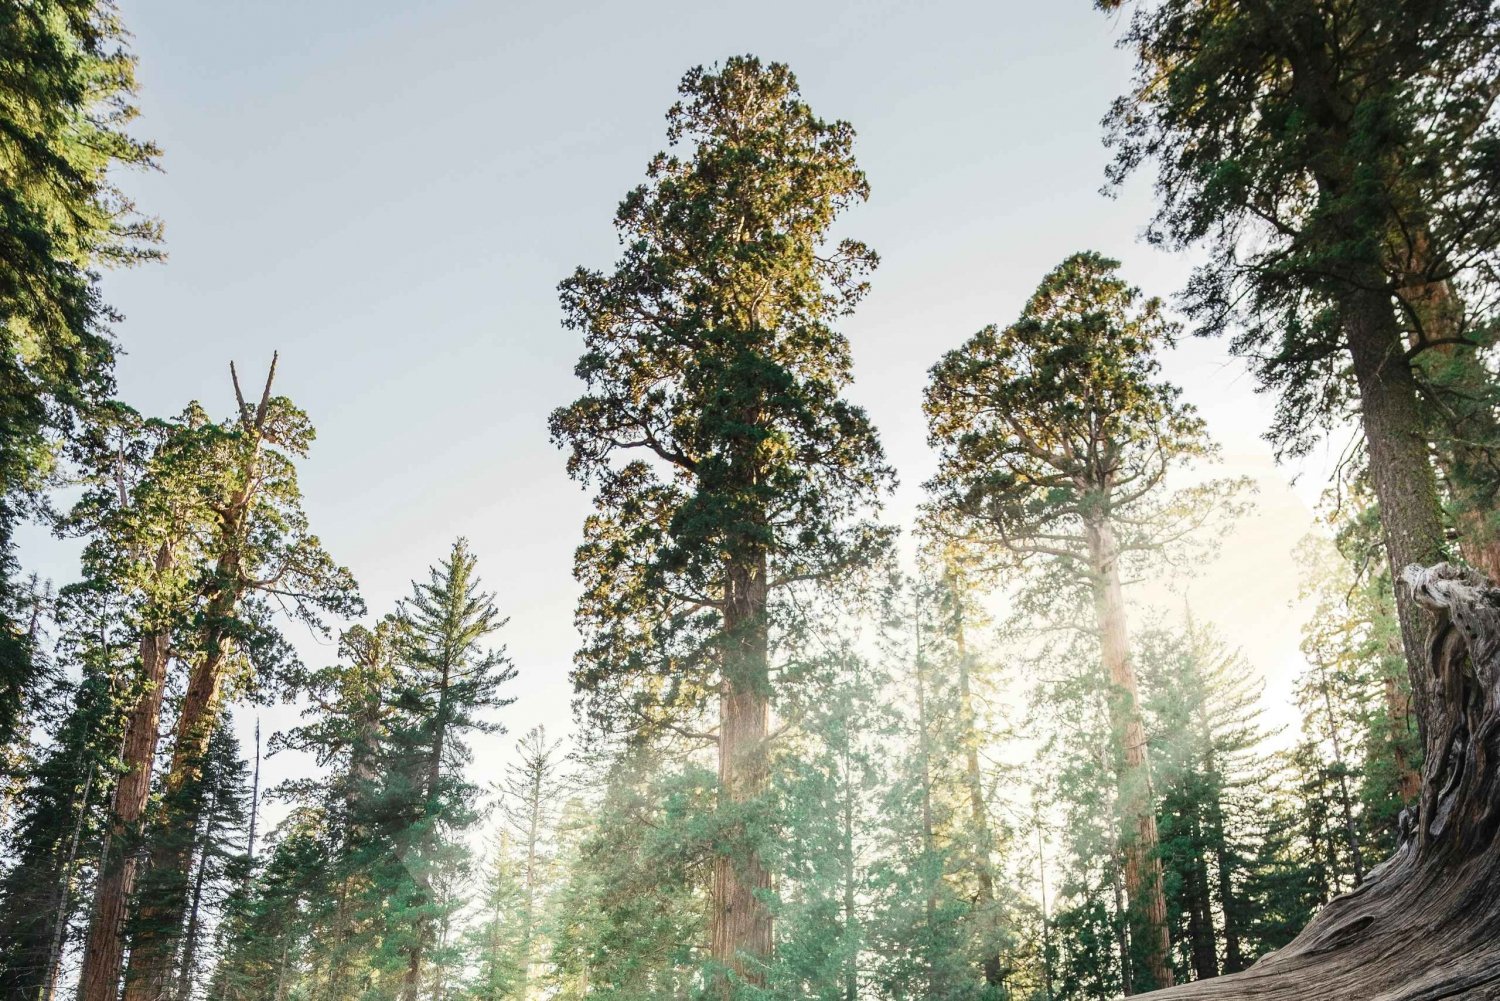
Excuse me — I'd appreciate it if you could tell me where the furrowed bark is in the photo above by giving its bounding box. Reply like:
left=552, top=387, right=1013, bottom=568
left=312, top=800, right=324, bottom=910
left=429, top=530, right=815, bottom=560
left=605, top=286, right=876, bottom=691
left=1086, top=516, right=1173, bottom=993
left=1342, top=283, right=1448, bottom=717
left=710, top=553, right=772, bottom=996
left=77, top=541, right=174, bottom=1001
left=1136, top=563, right=1500, bottom=1000
left=121, top=583, right=238, bottom=1001
left=1397, top=246, right=1500, bottom=583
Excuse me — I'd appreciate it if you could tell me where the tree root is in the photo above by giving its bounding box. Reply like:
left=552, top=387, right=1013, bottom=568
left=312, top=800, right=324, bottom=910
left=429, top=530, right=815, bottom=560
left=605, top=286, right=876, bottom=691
left=1138, top=564, right=1500, bottom=1001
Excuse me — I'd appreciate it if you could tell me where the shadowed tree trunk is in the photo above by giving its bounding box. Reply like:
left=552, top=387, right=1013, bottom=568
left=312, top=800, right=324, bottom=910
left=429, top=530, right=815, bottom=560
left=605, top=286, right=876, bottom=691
left=77, top=542, right=174, bottom=1001
left=1138, top=563, right=1500, bottom=999
left=710, top=553, right=773, bottom=995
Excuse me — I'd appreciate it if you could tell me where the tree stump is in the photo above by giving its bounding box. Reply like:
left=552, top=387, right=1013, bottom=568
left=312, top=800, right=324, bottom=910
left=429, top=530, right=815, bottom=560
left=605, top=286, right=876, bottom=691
left=1138, top=563, right=1500, bottom=1000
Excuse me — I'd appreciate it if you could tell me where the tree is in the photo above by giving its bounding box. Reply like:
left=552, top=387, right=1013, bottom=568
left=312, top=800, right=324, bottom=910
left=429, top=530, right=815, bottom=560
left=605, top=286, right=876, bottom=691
left=866, top=574, right=992, bottom=1001
left=767, top=642, right=890, bottom=1001
left=0, top=0, right=159, bottom=769
left=494, top=726, right=570, bottom=999
left=270, top=620, right=399, bottom=998
left=73, top=403, right=221, bottom=1001
left=1095, top=0, right=1500, bottom=725
left=387, top=538, right=516, bottom=1000
left=550, top=55, right=893, bottom=995
left=1137, top=619, right=1268, bottom=982
left=170, top=717, right=252, bottom=1001
left=0, top=584, right=132, bottom=1001
left=111, top=359, right=362, bottom=1001
left=545, top=751, right=713, bottom=1001
left=924, top=252, right=1244, bottom=993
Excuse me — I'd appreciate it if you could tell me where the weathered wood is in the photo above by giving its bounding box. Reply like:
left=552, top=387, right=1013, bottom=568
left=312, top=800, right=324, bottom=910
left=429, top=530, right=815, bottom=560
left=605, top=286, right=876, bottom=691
left=1136, top=563, right=1500, bottom=1000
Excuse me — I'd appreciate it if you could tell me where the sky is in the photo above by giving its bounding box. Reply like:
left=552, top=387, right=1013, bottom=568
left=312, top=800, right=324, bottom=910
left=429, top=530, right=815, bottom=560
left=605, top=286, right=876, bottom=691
left=23, top=1, right=1350, bottom=810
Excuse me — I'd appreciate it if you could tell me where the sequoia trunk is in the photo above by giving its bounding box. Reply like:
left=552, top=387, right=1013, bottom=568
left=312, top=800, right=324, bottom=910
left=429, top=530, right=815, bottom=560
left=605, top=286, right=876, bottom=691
left=1085, top=516, right=1173, bottom=994
left=710, top=553, right=772, bottom=995
left=77, top=541, right=174, bottom=1001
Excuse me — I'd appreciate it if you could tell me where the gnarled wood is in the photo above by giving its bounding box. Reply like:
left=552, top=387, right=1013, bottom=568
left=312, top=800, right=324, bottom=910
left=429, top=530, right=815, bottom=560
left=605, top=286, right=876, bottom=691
left=1137, top=563, right=1500, bottom=1000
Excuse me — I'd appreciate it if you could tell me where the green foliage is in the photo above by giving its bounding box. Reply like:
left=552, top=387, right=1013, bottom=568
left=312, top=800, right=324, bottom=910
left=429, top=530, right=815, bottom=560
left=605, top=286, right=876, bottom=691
left=0, top=0, right=159, bottom=765
left=1100, top=0, right=1500, bottom=457
left=0, top=585, right=131, bottom=997
left=550, top=54, right=893, bottom=739
left=546, top=752, right=713, bottom=1001
left=923, top=251, right=1243, bottom=588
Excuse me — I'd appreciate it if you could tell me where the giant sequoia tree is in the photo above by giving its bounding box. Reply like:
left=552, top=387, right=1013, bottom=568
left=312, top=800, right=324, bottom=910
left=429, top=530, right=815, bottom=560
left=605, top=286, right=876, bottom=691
left=550, top=56, right=892, bottom=994
left=82, top=361, right=362, bottom=1001
left=924, top=252, right=1242, bottom=993
left=1099, top=1, right=1500, bottom=997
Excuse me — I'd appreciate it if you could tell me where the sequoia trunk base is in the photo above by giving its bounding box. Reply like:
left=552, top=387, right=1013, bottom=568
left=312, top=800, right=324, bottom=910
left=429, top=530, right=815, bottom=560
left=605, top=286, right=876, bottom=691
left=1138, top=564, right=1500, bottom=1001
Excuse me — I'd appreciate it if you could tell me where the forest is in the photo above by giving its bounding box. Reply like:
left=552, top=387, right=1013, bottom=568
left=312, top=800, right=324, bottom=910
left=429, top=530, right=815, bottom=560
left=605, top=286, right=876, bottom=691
left=4, top=2, right=1500, bottom=1000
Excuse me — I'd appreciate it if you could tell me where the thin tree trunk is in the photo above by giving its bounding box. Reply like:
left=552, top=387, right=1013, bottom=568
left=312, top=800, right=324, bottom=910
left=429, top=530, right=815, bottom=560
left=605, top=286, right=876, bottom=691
left=1037, top=814, right=1054, bottom=1001
left=952, top=586, right=1005, bottom=987
left=841, top=718, right=858, bottom=1001
left=40, top=758, right=95, bottom=1001
left=1085, top=516, right=1173, bottom=993
left=403, top=655, right=453, bottom=1001
left=1111, top=853, right=1135, bottom=996
left=77, top=541, right=174, bottom=1001
left=1312, top=656, right=1366, bottom=883
left=710, top=553, right=772, bottom=995
left=1187, top=829, right=1217, bottom=981
left=174, top=821, right=211, bottom=1001
left=247, top=719, right=260, bottom=862
left=911, top=597, right=939, bottom=998
left=520, top=766, right=541, bottom=1001
left=1199, top=766, right=1242, bottom=974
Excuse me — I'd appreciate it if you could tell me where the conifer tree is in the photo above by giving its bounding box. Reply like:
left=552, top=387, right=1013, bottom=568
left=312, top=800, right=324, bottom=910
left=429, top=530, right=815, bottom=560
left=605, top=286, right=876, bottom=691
left=494, top=725, right=569, bottom=999
left=111, top=361, right=362, bottom=1001
left=0, top=0, right=160, bottom=768
left=924, top=252, right=1244, bottom=992
left=0, top=584, right=131, bottom=1000
left=550, top=55, right=892, bottom=994
left=170, top=717, right=251, bottom=1001
left=467, top=831, right=529, bottom=1001
left=1137, top=620, right=1267, bottom=981
left=386, top=538, right=516, bottom=1000
left=768, top=641, right=890, bottom=1001
left=272, top=620, right=399, bottom=997
left=545, top=751, right=713, bottom=1001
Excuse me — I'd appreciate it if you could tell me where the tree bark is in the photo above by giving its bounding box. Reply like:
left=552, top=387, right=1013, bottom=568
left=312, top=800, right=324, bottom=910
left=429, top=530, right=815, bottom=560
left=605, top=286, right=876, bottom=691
left=1136, top=563, right=1500, bottom=999
left=1396, top=244, right=1500, bottom=583
left=77, top=542, right=174, bottom=1001
left=121, top=582, right=238, bottom=1001
left=1086, top=516, right=1174, bottom=993
left=710, top=553, right=772, bottom=996
left=1341, top=284, right=1449, bottom=715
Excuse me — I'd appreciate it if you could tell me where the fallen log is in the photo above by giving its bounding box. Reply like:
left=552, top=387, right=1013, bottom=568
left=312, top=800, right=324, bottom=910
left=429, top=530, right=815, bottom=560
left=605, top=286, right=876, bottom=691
left=1138, top=563, right=1500, bottom=1000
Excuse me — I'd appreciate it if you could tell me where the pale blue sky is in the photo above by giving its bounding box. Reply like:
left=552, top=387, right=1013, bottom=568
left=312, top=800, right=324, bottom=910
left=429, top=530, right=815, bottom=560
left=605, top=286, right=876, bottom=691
left=28, top=1, right=1337, bottom=795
